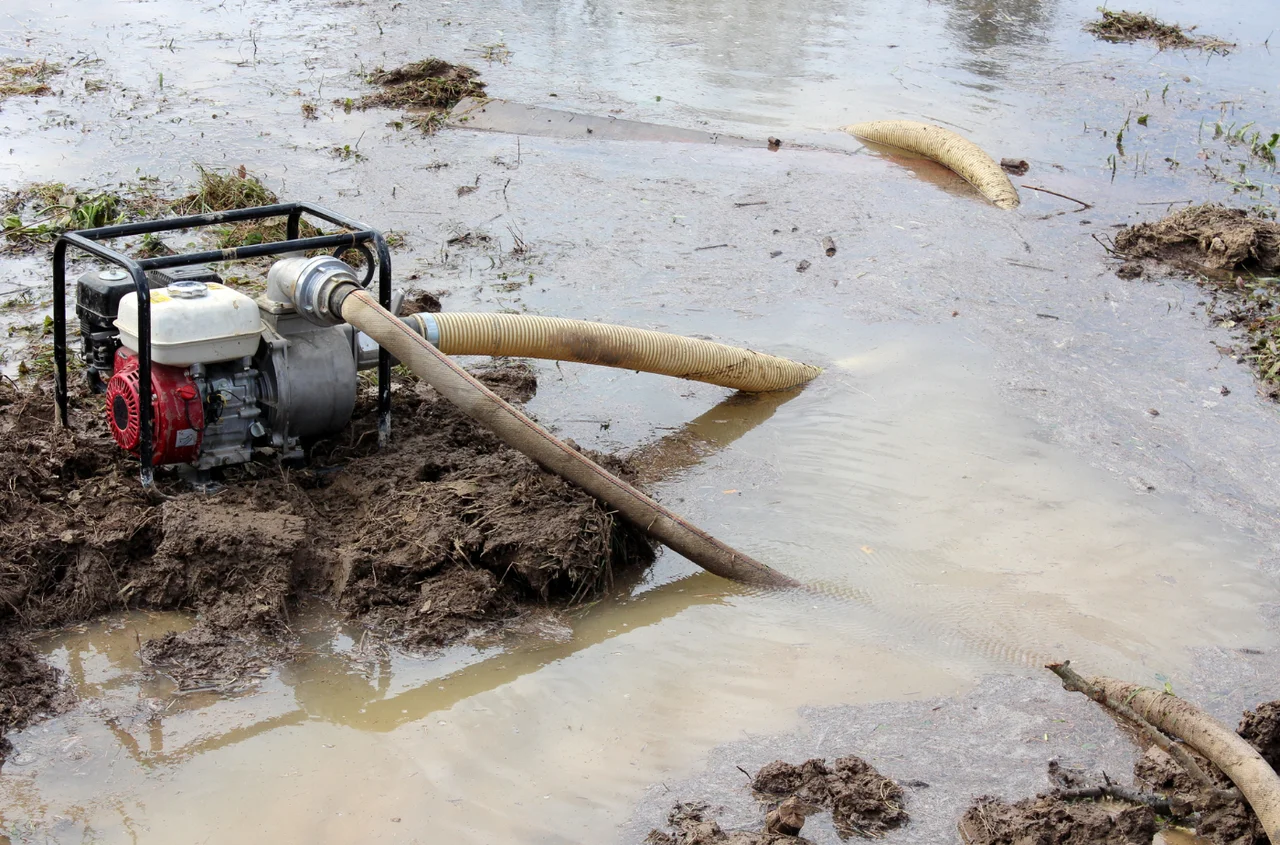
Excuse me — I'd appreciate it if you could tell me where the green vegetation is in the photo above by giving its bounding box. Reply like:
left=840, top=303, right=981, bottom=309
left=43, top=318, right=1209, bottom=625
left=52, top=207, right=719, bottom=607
left=2, top=186, right=125, bottom=251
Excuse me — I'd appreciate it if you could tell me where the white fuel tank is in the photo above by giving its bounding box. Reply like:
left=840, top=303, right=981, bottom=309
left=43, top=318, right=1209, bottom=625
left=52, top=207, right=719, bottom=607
left=116, top=280, right=263, bottom=366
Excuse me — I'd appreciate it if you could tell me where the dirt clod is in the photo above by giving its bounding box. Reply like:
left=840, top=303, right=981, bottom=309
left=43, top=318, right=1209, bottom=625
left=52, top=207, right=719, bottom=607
left=1000, top=158, right=1029, bottom=176
left=1115, top=261, right=1143, bottom=279
left=1113, top=205, right=1280, bottom=398
left=958, top=794, right=1157, bottom=845
left=1114, top=205, right=1280, bottom=275
left=752, top=755, right=908, bottom=839
left=645, top=801, right=812, bottom=845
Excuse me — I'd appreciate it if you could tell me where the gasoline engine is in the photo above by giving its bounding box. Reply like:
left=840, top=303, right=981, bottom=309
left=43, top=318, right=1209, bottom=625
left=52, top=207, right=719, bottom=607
left=76, top=256, right=385, bottom=471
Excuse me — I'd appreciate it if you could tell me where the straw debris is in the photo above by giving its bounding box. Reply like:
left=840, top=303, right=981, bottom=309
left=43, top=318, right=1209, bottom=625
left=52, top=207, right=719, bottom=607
left=0, top=59, right=60, bottom=101
left=1086, top=9, right=1234, bottom=54
left=347, top=59, right=484, bottom=132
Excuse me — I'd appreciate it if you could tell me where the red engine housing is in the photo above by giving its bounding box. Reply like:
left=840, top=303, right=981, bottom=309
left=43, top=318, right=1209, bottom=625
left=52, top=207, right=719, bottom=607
left=105, top=348, right=205, bottom=466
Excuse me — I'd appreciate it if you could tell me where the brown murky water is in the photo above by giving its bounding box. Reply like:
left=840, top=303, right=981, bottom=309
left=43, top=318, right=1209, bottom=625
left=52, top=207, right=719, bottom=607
left=2, top=0, right=1279, bottom=841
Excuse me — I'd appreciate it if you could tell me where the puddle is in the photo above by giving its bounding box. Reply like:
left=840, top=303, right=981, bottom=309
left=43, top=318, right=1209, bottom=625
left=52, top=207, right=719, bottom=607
left=3, top=325, right=1274, bottom=843
left=447, top=97, right=763, bottom=147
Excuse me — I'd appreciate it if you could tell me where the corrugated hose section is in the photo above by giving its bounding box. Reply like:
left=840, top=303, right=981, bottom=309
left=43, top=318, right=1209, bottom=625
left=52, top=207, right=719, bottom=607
left=399, top=311, right=822, bottom=393
left=843, top=119, right=1020, bottom=210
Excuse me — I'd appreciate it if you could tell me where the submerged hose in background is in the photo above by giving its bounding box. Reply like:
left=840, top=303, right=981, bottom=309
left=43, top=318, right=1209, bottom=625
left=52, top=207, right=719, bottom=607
left=340, top=289, right=799, bottom=589
left=843, top=120, right=1020, bottom=210
left=399, top=311, right=821, bottom=393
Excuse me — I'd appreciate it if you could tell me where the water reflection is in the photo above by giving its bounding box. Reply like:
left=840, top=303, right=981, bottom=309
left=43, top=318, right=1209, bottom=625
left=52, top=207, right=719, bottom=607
left=933, top=0, right=1058, bottom=60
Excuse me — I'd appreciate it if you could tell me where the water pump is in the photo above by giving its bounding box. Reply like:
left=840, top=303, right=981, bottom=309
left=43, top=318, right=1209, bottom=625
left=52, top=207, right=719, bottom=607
left=51, top=202, right=813, bottom=588
left=51, top=201, right=399, bottom=486
left=77, top=256, right=381, bottom=472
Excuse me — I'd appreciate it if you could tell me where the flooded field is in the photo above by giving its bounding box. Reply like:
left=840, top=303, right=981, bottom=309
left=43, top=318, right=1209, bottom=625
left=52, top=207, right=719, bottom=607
left=2, top=0, right=1279, bottom=842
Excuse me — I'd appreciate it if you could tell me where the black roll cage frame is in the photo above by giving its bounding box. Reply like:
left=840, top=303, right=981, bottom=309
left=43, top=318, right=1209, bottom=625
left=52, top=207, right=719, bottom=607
left=52, top=201, right=393, bottom=487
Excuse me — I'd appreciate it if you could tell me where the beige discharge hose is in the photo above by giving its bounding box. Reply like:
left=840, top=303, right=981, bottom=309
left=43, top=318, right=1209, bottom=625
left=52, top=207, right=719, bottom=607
left=1069, top=673, right=1280, bottom=844
left=341, top=289, right=801, bottom=589
left=399, top=312, right=822, bottom=393
left=843, top=120, right=1020, bottom=210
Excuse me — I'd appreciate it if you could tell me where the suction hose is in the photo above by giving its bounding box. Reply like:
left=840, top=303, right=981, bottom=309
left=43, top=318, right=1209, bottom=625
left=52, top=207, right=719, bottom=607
left=843, top=120, right=1020, bottom=210
left=399, top=312, right=821, bottom=393
left=339, top=288, right=800, bottom=589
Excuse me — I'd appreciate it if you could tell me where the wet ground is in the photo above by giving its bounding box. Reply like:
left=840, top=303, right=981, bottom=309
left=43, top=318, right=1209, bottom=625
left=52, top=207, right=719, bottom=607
left=2, top=0, right=1280, bottom=842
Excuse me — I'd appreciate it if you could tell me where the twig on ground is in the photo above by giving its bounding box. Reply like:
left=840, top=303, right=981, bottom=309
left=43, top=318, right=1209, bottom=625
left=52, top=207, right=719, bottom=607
left=1021, top=184, right=1093, bottom=210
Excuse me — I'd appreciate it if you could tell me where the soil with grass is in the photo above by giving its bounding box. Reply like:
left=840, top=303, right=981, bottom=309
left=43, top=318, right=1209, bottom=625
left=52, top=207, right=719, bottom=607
left=1112, top=204, right=1280, bottom=398
left=1086, top=10, right=1233, bottom=53
left=1, top=167, right=327, bottom=255
left=0, top=362, right=655, bottom=767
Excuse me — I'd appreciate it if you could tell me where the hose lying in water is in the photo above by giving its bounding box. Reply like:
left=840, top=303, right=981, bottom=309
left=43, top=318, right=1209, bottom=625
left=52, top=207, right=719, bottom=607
left=399, top=311, right=822, bottom=393
left=842, top=120, right=1021, bottom=210
left=339, top=288, right=800, bottom=589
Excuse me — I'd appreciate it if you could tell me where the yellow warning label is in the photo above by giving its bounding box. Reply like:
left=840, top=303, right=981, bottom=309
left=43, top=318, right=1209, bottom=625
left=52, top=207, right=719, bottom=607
left=149, top=292, right=171, bottom=303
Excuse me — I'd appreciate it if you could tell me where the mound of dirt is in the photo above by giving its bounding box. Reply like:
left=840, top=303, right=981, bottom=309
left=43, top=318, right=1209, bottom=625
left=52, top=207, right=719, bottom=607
left=1238, top=701, right=1280, bottom=771
left=1085, top=10, right=1232, bottom=53
left=958, top=795, right=1156, bottom=845
left=351, top=59, right=484, bottom=113
left=1114, top=205, right=1280, bottom=274
left=645, top=801, right=811, bottom=845
left=1113, top=205, right=1280, bottom=398
left=0, top=363, right=654, bottom=752
left=0, top=638, right=69, bottom=767
left=752, top=755, right=908, bottom=839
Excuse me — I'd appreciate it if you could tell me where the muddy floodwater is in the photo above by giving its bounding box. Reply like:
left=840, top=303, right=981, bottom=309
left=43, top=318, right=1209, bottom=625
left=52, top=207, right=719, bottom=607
left=2, top=0, right=1279, bottom=842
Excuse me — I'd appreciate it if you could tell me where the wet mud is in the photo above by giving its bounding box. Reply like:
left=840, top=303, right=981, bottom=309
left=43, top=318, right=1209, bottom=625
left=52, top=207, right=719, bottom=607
left=959, top=794, right=1157, bottom=845
left=1238, top=702, right=1280, bottom=771
left=648, top=755, right=908, bottom=843
left=752, top=757, right=908, bottom=839
left=959, top=697, right=1280, bottom=845
left=1115, top=205, right=1280, bottom=276
left=1114, top=205, right=1280, bottom=399
left=0, top=639, right=69, bottom=766
left=646, top=801, right=810, bottom=845
left=0, top=363, right=653, bottom=763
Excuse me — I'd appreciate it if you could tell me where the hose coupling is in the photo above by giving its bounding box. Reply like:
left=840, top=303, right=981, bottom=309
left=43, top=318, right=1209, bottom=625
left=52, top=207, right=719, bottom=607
left=266, top=256, right=361, bottom=326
